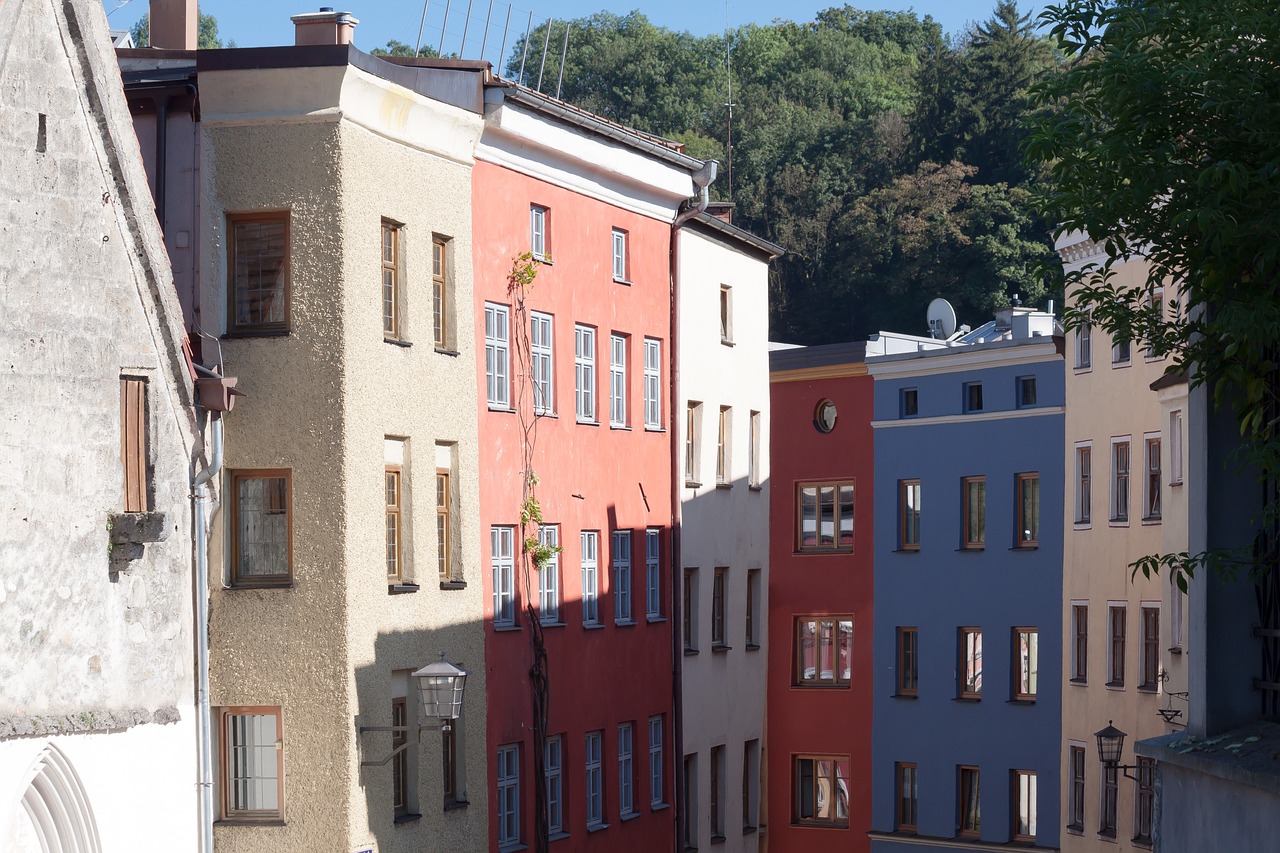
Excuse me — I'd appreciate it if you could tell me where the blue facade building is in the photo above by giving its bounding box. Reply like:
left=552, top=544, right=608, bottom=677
left=867, top=309, right=1065, bottom=851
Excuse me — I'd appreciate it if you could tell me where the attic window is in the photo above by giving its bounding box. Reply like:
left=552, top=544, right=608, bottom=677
left=36, top=114, right=47, bottom=153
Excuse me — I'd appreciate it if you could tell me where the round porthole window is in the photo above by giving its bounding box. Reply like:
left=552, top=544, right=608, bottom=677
left=814, top=399, right=838, bottom=433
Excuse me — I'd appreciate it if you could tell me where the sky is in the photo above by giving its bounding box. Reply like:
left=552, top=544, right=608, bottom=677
left=104, top=0, right=1047, bottom=70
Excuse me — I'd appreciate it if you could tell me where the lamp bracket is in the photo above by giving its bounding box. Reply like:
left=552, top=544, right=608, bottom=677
left=355, top=719, right=454, bottom=767
left=1104, top=761, right=1145, bottom=783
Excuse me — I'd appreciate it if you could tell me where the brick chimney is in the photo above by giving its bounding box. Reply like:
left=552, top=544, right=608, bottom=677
left=149, top=0, right=197, bottom=50
left=291, top=7, right=360, bottom=46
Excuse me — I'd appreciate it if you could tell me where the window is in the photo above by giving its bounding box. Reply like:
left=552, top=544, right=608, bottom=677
left=539, top=526, right=560, bottom=623
left=492, top=526, right=515, bottom=627
left=748, top=411, right=761, bottom=488
left=229, top=470, right=291, bottom=586
left=1068, top=743, right=1086, bottom=831
left=745, top=569, right=761, bottom=648
left=585, top=731, right=604, bottom=827
left=1077, top=317, right=1092, bottom=368
left=497, top=744, right=521, bottom=847
left=1017, top=375, right=1037, bottom=407
left=120, top=377, right=149, bottom=512
left=901, top=387, right=919, bottom=417
left=1169, top=410, right=1184, bottom=484
left=1133, top=757, right=1155, bottom=844
left=1016, top=473, right=1040, bottom=547
left=613, top=530, right=633, bottom=623
left=957, top=766, right=981, bottom=836
left=1012, top=770, right=1037, bottom=841
left=1071, top=603, right=1089, bottom=682
left=899, top=479, right=921, bottom=550
left=742, top=740, right=759, bottom=831
left=720, top=285, right=733, bottom=344
left=612, top=228, right=628, bottom=281
left=793, top=755, right=850, bottom=827
left=649, top=716, right=665, bottom=807
left=530, top=312, right=554, bottom=415
left=610, top=334, right=627, bottom=427
left=814, top=399, right=838, bottom=433
left=442, top=724, right=458, bottom=806
left=1113, top=334, right=1132, bottom=365
left=963, top=382, right=983, bottom=413
left=545, top=736, right=563, bottom=836
left=575, top=325, right=597, bottom=422
left=436, top=443, right=457, bottom=582
left=1171, top=573, right=1185, bottom=649
left=686, top=403, right=702, bottom=484
left=684, top=755, right=698, bottom=848
left=227, top=212, right=289, bottom=334
left=386, top=466, right=403, bottom=582
left=1140, top=605, right=1160, bottom=690
left=644, top=339, right=662, bottom=429
left=530, top=205, right=548, bottom=260
left=392, top=698, right=409, bottom=816
left=1108, top=604, right=1127, bottom=687
left=1111, top=439, right=1131, bottom=522
left=683, top=568, right=698, bottom=652
left=619, top=723, right=636, bottom=817
left=795, top=617, right=853, bottom=686
left=962, top=477, right=985, bottom=548
left=716, top=407, right=732, bottom=484
left=1013, top=628, right=1038, bottom=700
left=959, top=628, right=982, bottom=698
left=218, top=706, right=284, bottom=821
left=796, top=481, right=855, bottom=552
left=897, top=627, right=918, bottom=697
left=712, top=568, right=728, bottom=648
left=382, top=221, right=401, bottom=339
left=1100, top=763, right=1118, bottom=836
left=485, top=303, right=510, bottom=408
left=896, top=762, right=918, bottom=832
left=1075, top=444, right=1092, bottom=524
left=582, top=531, right=600, bottom=626
left=710, top=745, right=726, bottom=839
left=1144, top=435, right=1162, bottom=520
left=432, top=237, right=448, bottom=348
left=645, top=529, right=662, bottom=619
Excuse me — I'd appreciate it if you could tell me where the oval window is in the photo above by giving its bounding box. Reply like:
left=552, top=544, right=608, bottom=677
left=814, top=400, right=838, bottom=433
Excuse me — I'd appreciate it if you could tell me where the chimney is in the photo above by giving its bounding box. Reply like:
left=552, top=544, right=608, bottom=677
left=291, top=7, right=360, bottom=46
left=149, top=0, right=197, bottom=50
left=705, top=202, right=735, bottom=224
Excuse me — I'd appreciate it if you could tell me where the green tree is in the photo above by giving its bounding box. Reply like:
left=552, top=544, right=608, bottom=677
left=370, top=39, right=441, bottom=58
left=131, top=11, right=225, bottom=49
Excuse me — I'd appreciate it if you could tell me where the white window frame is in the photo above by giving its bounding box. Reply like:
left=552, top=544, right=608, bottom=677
left=748, top=410, right=762, bottom=488
left=685, top=402, right=702, bottom=485
left=581, top=531, right=599, bottom=625
left=649, top=716, right=664, bottom=806
left=610, top=333, right=627, bottom=427
left=545, top=736, right=563, bottom=836
left=1170, top=573, right=1185, bottom=649
left=1111, top=437, right=1131, bottom=524
left=619, top=723, right=635, bottom=817
left=716, top=406, right=731, bottom=484
left=1076, top=317, right=1092, bottom=369
left=643, top=338, right=661, bottom=429
left=1143, top=432, right=1162, bottom=521
left=1074, top=441, right=1092, bottom=526
left=720, top=285, right=733, bottom=344
left=492, top=526, right=515, bottom=627
left=575, top=325, right=596, bottom=423
left=1169, top=409, right=1184, bottom=485
left=530, top=205, right=547, bottom=260
left=1068, top=740, right=1086, bottom=830
left=645, top=529, right=661, bottom=619
left=1112, top=332, right=1132, bottom=365
left=497, top=743, right=520, bottom=847
left=585, top=731, right=604, bottom=827
left=613, top=530, right=632, bottom=623
left=485, top=303, right=510, bottom=409
left=530, top=311, right=554, bottom=415
left=538, top=525, right=560, bottom=624
left=612, top=228, right=627, bottom=282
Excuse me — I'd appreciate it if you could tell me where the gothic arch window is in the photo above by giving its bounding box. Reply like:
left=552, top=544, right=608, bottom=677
left=10, top=744, right=102, bottom=853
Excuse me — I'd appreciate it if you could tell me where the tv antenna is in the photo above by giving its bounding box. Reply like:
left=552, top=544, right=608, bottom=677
left=723, top=0, right=734, bottom=203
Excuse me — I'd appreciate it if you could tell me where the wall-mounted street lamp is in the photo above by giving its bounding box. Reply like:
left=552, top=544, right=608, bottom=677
left=1094, top=721, right=1144, bottom=782
left=357, top=653, right=468, bottom=768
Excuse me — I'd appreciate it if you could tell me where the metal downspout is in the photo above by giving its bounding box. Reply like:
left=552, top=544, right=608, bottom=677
left=193, top=412, right=223, bottom=853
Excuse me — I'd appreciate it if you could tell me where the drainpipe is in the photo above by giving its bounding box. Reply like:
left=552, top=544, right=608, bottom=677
left=668, top=159, right=717, bottom=852
left=193, top=410, right=223, bottom=853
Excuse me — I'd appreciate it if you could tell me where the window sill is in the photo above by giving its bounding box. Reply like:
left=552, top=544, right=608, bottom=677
left=394, top=812, right=423, bottom=825
left=494, top=623, right=522, bottom=633
left=488, top=404, right=516, bottom=413
left=1109, top=519, right=1131, bottom=527
left=499, top=843, right=529, bottom=853
left=716, top=482, right=733, bottom=490
left=893, top=548, right=920, bottom=554
left=1132, top=838, right=1153, bottom=849
left=721, top=338, right=735, bottom=347
left=443, top=798, right=470, bottom=812
left=684, top=648, right=699, bottom=656
left=440, top=580, right=467, bottom=590
left=1170, top=479, right=1184, bottom=488
left=1074, top=365, right=1093, bottom=374
left=686, top=481, right=703, bottom=489
left=1137, top=685, right=1159, bottom=694
left=549, top=830, right=571, bottom=842
left=955, top=546, right=985, bottom=552
left=745, top=643, right=760, bottom=652
left=647, top=615, right=667, bottom=623
left=651, top=802, right=670, bottom=812
left=584, top=622, right=605, bottom=630
left=712, top=644, right=732, bottom=653
left=1105, top=681, right=1126, bottom=691
left=1008, top=698, right=1037, bottom=705
left=534, top=410, right=558, bottom=419
left=953, top=696, right=982, bottom=703
left=541, top=619, right=566, bottom=629
left=793, top=682, right=852, bottom=690
left=384, top=337, right=413, bottom=348
left=711, top=834, right=727, bottom=844
left=1074, top=522, right=1093, bottom=530
left=434, top=347, right=460, bottom=357
left=1141, top=517, right=1163, bottom=526
left=1009, top=545, right=1039, bottom=551
left=1069, top=677, right=1088, bottom=686
left=215, top=818, right=286, bottom=826
left=586, top=822, right=610, bottom=833
left=644, top=426, right=666, bottom=433
left=388, top=583, right=420, bottom=595
left=221, top=330, right=290, bottom=339
left=613, top=277, right=631, bottom=286
left=577, top=419, right=600, bottom=427
left=748, top=484, right=763, bottom=492
left=1112, top=359, right=1133, bottom=369
left=621, top=811, right=642, bottom=823
left=610, top=424, right=633, bottom=431
left=616, top=619, right=638, bottom=627
left=742, top=825, right=757, bottom=835
left=892, top=693, right=918, bottom=700
left=793, top=549, right=853, bottom=556
left=1067, top=824, right=1084, bottom=836
left=226, top=581, right=294, bottom=591
left=1168, top=645, right=1183, bottom=655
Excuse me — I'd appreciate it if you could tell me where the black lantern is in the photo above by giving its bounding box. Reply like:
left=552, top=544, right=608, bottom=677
left=1095, top=721, right=1127, bottom=766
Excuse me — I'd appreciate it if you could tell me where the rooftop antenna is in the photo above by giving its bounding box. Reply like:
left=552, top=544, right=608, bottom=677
left=517, top=10, right=532, bottom=83
left=497, top=4, right=513, bottom=76
left=479, top=0, right=494, bottom=62
left=537, top=18, right=553, bottom=91
left=723, top=0, right=735, bottom=203
left=927, top=298, right=957, bottom=340
left=556, top=23, right=570, bottom=98
left=458, top=0, right=475, bottom=57
left=437, top=0, right=452, bottom=56
left=414, top=0, right=431, bottom=56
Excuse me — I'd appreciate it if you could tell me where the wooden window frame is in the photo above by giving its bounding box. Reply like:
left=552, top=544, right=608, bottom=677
left=437, top=469, right=451, bottom=581
left=795, top=480, right=855, bottom=553
left=716, top=406, right=731, bottom=484
left=685, top=402, right=701, bottom=485
left=1111, top=438, right=1131, bottom=522
left=745, top=569, right=760, bottom=648
left=720, top=285, right=733, bottom=344
left=1100, top=763, right=1118, bottom=836
left=538, top=525, right=560, bottom=623
left=900, top=387, right=919, bottom=417
left=794, top=616, right=854, bottom=688
left=899, top=479, right=921, bottom=550
left=958, top=627, right=982, bottom=699
left=227, top=211, right=291, bottom=335
left=1108, top=604, right=1127, bottom=688
left=643, top=338, right=662, bottom=430
left=545, top=735, right=562, bottom=834
left=1076, top=444, right=1093, bottom=525
left=229, top=469, right=293, bottom=587
left=1011, top=769, right=1037, bottom=842
left=1016, top=375, right=1037, bottom=408
left=1143, top=435, right=1162, bottom=521
left=711, top=567, right=728, bottom=648
left=963, top=382, right=983, bottom=413
left=392, top=697, right=409, bottom=816
left=710, top=744, right=725, bottom=839
left=613, top=530, right=633, bottom=624
left=1071, top=604, right=1089, bottom=683
left=792, top=754, right=850, bottom=828
left=962, top=476, right=985, bottom=549
left=492, top=526, right=516, bottom=628
left=619, top=723, right=636, bottom=817
left=1013, top=627, right=1038, bottom=701
left=381, top=220, right=401, bottom=340
left=1133, top=757, right=1155, bottom=844
left=649, top=716, right=665, bottom=807
left=1016, top=472, right=1040, bottom=548
left=497, top=743, right=521, bottom=847
left=120, top=376, right=149, bottom=512
left=896, top=762, right=918, bottom=832
left=585, top=730, right=604, bottom=827
left=530, top=311, right=555, bottom=416
left=645, top=528, right=662, bottom=620
left=683, top=568, right=697, bottom=652
left=484, top=302, right=511, bottom=409
left=575, top=324, right=597, bottom=423
left=957, top=765, right=981, bottom=837
left=1139, top=605, right=1160, bottom=691
left=1068, top=743, right=1086, bottom=830
left=897, top=626, right=918, bottom=697
left=432, top=236, right=448, bottom=349
left=442, top=723, right=458, bottom=806
left=530, top=205, right=549, bottom=260
left=581, top=530, right=600, bottom=626
left=386, top=466, right=403, bottom=582
left=217, top=705, right=285, bottom=822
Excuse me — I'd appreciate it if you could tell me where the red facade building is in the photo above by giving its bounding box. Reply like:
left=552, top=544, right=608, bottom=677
left=473, top=82, right=708, bottom=852
left=767, top=343, right=876, bottom=853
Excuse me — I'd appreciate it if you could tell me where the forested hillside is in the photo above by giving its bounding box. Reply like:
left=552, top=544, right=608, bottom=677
left=503, top=2, right=1062, bottom=343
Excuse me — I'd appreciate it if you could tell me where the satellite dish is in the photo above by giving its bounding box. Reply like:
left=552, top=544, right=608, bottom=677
left=927, top=298, right=957, bottom=340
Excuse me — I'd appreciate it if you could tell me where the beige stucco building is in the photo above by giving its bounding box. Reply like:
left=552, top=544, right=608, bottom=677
left=1057, top=232, right=1188, bottom=853
left=119, top=15, right=493, bottom=851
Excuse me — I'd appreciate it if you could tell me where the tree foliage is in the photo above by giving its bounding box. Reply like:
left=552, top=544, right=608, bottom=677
left=130, top=11, right=225, bottom=49
left=505, top=4, right=1061, bottom=343
left=370, top=39, right=442, bottom=59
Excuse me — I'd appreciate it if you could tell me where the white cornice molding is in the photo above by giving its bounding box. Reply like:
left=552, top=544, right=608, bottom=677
left=872, top=406, right=1065, bottom=429
left=867, top=342, right=1061, bottom=378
